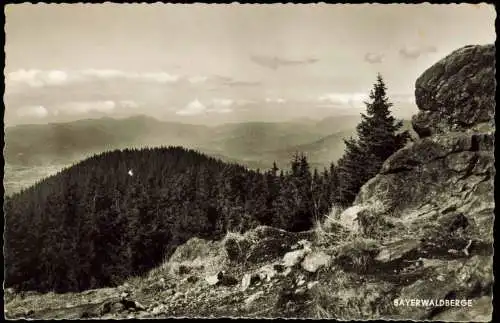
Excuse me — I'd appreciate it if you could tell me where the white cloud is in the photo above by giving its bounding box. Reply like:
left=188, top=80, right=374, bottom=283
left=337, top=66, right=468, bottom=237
left=318, top=92, right=368, bottom=105
left=141, top=72, right=180, bottom=83
left=7, top=69, right=180, bottom=87
left=212, top=98, right=234, bottom=107
left=16, top=105, right=49, bottom=118
left=317, top=92, right=369, bottom=110
left=46, top=70, right=69, bottom=85
left=8, top=69, right=43, bottom=87
left=265, top=98, right=286, bottom=104
left=7, top=69, right=70, bottom=87
left=176, top=99, right=207, bottom=116
left=81, top=69, right=127, bottom=79
left=391, top=93, right=416, bottom=104
left=83, top=69, right=180, bottom=83
left=208, top=98, right=235, bottom=113
left=188, top=75, right=208, bottom=84
left=61, top=100, right=117, bottom=115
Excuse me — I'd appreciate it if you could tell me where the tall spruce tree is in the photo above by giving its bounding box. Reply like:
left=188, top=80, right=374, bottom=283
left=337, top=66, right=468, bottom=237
left=337, top=74, right=410, bottom=206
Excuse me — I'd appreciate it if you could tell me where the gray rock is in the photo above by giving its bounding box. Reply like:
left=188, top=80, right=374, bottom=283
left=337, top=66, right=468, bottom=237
left=241, top=273, right=260, bottom=292
left=205, top=274, right=219, bottom=286
left=257, top=264, right=278, bottom=282
left=283, top=249, right=309, bottom=268
left=301, top=251, right=332, bottom=273
left=375, top=239, right=421, bottom=263
left=413, top=44, right=495, bottom=137
left=355, top=131, right=494, bottom=247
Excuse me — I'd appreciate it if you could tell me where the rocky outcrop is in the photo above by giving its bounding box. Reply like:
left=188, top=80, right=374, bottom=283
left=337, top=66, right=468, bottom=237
left=343, top=44, right=495, bottom=321
left=412, top=44, right=495, bottom=137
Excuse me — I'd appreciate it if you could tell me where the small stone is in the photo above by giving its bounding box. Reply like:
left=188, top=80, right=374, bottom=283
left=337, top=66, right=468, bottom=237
left=301, top=251, right=332, bottom=273
left=151, top=304, right=167, bottom=315
left=134, top=301, right=146, bottom=311
left=241, top=273, right=252, bottom=292
left=307, top=281, right=319, bottom=290
left=283, top=249, right=309, bottom=268
left=295, top=287, right=307, bottom=296
left=205, top=274, right=219, bottom=286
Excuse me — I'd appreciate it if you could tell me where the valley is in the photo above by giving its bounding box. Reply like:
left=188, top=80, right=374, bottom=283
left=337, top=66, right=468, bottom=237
left=4, top=114, right=365, bottom=195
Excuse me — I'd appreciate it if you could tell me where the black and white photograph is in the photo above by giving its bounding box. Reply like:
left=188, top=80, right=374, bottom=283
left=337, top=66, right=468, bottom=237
left=3, top=3, right=496, bottom=320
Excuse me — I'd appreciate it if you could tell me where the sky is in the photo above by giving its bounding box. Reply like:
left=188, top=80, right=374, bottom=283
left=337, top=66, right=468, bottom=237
left=4, top=3, right=496, bottom=126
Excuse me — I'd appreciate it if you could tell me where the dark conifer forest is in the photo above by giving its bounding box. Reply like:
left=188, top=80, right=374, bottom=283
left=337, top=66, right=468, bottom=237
left=4, top=146, right=339, bottom=292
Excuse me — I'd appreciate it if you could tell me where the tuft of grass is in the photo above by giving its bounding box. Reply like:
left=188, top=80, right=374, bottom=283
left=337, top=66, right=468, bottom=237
left=309, top=267, right=394, bottom=320
left=313, top=204, right=350, bottom=246
left=332, top=237, right=380, bottom=274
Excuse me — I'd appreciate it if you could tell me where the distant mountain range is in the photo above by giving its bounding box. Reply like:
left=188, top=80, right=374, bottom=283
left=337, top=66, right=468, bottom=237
left=4, top=114, right=415, bottom=194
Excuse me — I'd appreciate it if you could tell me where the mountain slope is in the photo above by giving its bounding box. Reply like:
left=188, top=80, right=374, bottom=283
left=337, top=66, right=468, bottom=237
left=4, top=115, right=362, bottom=195
left=4, top=145, right=336, bottom=293
left=4, top=115, right=211, bottom=165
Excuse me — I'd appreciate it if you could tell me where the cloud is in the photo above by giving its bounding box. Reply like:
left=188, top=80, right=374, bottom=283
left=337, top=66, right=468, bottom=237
left=175, top=98, right=236, bottom=115
left=81, top=69, right=126, bottom=79
left=141, top=72, right=180, bottom=83
left=8, top=69, right=69, bottom=87
left=364, top=52, right=384, bottom=64
left=176, top=99, right=207, bottom=116
left=83, top=69, right=180, bottom=83
left=265, top=98, right=286, bottom=104
left=318, top=92, right=368, bottom=105
left=250, top=55, right=319, bottom=70
left=211, top=98, right=233, bottom=107
left=16, top=105, right=49, bottom=118
left=208, top=98, right=234, bottom=113
left=59, top=100, right=117, bottom=115
left=7, top=69, right=180, bottom=88
left=399, top=45, right=437, bottom=59
left=391, top=93, right=416, bottom=104
left=188, top=75, right=208, bottom=84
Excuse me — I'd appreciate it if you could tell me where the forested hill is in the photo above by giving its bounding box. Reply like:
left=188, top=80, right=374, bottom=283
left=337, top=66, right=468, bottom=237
left=4, top=146, right=338, bottom=293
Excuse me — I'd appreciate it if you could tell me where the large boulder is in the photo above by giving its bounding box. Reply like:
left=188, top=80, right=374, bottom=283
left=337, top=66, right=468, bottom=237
left=412, top=44, right=495, bottom=138
left=354, top=131, right=494, bottom=247
left=167, top=237, right=228, bottom=276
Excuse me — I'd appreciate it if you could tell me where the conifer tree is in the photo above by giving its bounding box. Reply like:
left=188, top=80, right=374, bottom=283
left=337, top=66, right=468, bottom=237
left=337, top=74, right=410, bottom=206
